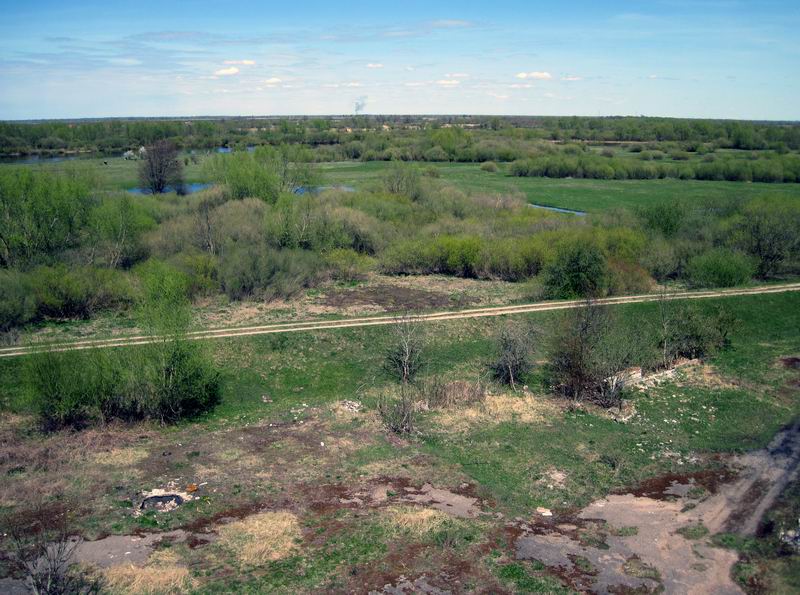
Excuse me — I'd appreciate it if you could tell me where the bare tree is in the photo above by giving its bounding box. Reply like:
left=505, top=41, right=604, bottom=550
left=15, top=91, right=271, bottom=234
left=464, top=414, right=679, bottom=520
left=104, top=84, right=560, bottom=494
left=378, top=383, right=416, bottom=435
left=138, top=140, right=183, bottom=194
left=1, top=504, right=100, bottom=594
left=384, top=315, right=425, bottom=384
left=656, top=287, right=678, bottom=369
left=492, top=321, right=537, bottom=389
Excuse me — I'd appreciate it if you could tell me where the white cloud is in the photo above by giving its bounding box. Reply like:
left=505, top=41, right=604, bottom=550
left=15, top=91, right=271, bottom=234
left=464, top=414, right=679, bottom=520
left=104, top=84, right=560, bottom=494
left=516, top=71, right=552, bottom=80
left=488, top=92, right=509, bottom=100
left=648, top=74, right=659, bottom=79
left=509, top=83, right=533, bottom=89
left=344, top=81, right=362, bottom=87
left=264, top=77, right=282, bottom=84
left=429, top=19, right=472, bottom=28
left=445, top=72, right=469, bottom=79
left=366, top=63, right=384, bottom=69
left=214, top=66, right=239, bottom=76
left=561, top=75, right=582, bottom=81
left=404, top=81, right=426, bottom=87
left=436, top=79, right=460, bottom=86
left=224, top=59, right=256, bottom=65
left=108, top=58, right=142, bottom=66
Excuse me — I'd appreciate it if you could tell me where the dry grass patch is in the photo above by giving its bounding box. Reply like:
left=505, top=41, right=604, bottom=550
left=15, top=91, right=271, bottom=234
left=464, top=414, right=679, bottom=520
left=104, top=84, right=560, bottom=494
left=92, top=447, right=149, bottom=468
left=435, top=393, right=560, bottom=432
left=383, top=505, right=450, bottom=536
left=217, top=511, right=300, bottom=565
left=681, top=363, right=738, bottom=390
left=103, top=550, right=194, bottom=595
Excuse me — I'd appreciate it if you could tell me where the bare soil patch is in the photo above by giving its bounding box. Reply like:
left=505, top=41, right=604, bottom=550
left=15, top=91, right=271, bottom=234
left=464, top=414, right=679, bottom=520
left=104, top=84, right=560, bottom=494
left=322, top=284, right=477, bottom=312
left=509, top=422, right=800, bottom=594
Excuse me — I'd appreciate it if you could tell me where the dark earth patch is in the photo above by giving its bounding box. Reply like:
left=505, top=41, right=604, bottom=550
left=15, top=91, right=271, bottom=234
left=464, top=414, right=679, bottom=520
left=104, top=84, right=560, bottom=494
left=322, top=285, right=477, bottom=312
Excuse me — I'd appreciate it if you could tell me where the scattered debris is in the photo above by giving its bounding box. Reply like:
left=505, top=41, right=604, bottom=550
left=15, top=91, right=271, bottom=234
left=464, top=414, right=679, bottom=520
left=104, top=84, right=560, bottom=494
left=135, top=484, right=195, bottom=515
left=340, top=400, right=362, bottom=413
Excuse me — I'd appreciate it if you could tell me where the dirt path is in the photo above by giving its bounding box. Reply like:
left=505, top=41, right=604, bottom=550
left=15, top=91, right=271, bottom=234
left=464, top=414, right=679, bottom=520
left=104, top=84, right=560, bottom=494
left=512, top=421, right=800, bottom=594
left=1, top=283, right=799, bottom=359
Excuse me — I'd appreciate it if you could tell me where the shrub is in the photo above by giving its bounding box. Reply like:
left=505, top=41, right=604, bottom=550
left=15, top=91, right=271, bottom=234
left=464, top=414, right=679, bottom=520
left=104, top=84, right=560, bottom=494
left=382, top=163, right=423, bottom=200
left=26, top=262, right=221, bottom=430
left=326, top=248, right=374, bottom=282
left=548, top=303, right=645, bottom=407
left=219, top=243, right=324, bottom=300
left=384, top=317, right=425, bottom=384
left=732, top=198, right=800, bottom=278
left=660, top=303, right=737, bottom=362
left=686, top=248, right=755, bottom=288
left=125, top=340, right=221, bottom=423
left=607, top=260, right=652, bottom=295
left=29, top=265, right=133, bottom=320
left=542, top=239, right=609, bottom=298
left=2, top=504, right=101, bottom=595
left=378, top=385, right=417, bottom=435
left=480, top=161, right=499, bottom=172
left=491, top=323, right=535, bottom=388
left=640, top=238, right=679, bottom=281
left=171, top=251, right=219, bottom=297
left=204, top=151, right=280, bottom=203
left=417, top=377, right=486, bottom=409
left=26, top=341, right=221, bottom=430
left=0, top=269, right=36, bottom=333
left=26, top=349, right=119, bottom=431
left=637, top=201, right=685, bottom=238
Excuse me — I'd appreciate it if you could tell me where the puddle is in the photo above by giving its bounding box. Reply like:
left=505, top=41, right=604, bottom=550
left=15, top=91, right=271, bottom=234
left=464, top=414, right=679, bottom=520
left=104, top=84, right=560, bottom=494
left=126, top=182, right=213, bottom=195
left=140, top=494, right=185, bottom=512
left=527, top=203, right=586, bottom=216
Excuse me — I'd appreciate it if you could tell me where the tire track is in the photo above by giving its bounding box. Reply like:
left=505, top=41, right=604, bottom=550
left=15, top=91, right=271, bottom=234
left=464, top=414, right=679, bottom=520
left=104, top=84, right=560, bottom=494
left=2, top=283, right=799, bottom=359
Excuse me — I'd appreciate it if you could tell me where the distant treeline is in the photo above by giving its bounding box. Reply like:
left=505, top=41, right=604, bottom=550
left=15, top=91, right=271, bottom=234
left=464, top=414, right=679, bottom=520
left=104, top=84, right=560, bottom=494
left=509, top=151, right=800, bottom=183
left=2, top=115, right=799, bottom=156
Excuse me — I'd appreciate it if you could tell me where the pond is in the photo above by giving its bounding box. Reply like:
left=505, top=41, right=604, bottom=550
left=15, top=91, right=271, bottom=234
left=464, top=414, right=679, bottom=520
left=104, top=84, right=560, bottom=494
left=127, top=182, right=213, bottom=195
left=292, top=185, right=356, bottom=195
left=528, top=203, right=586, bottom=216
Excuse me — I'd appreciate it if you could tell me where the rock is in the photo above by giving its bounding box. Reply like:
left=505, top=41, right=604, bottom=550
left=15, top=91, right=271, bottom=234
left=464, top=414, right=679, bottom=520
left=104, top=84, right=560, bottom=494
left=536, top=506, right=553, bottom=517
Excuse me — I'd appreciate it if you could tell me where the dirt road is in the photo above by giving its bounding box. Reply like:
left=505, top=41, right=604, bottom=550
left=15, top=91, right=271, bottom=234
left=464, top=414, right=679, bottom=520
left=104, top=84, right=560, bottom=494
left=2, top=283, right=799, bottom=359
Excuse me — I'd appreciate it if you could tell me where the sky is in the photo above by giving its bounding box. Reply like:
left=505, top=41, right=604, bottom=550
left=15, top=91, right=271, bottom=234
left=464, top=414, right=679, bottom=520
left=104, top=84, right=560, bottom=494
left=0, top=0, right=798, bottom=120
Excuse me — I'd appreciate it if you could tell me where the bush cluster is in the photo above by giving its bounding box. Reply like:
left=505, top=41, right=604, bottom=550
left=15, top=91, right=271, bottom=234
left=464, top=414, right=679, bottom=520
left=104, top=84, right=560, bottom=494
left=26, top=341, right=221, bottom=431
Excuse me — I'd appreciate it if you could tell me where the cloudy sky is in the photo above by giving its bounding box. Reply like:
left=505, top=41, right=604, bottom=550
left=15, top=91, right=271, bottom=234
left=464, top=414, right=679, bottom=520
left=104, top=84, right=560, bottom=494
left=1, top=0, right=798, bottom=120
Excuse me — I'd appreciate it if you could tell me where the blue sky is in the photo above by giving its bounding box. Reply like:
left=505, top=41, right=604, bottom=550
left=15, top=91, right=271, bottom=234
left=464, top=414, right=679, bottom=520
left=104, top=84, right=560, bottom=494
left=1, top=1, right=798, bottom=120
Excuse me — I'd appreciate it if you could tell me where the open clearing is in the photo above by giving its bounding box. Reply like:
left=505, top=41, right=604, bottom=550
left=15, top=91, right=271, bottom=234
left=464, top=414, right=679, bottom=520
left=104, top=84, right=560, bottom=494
left=1, top=291, right=799, bottom=592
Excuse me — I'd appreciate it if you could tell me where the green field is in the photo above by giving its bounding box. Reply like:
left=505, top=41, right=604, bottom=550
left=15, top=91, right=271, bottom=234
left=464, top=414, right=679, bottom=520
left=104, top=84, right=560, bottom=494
left=321, top=161, right=800, bottom=212
left=5, top=156, right=800, bottom=213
